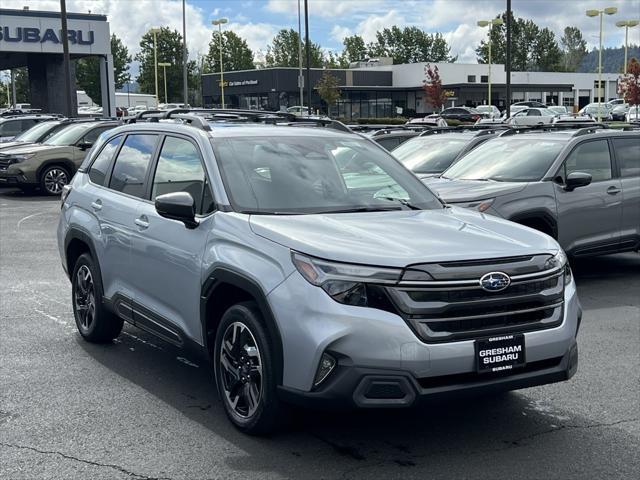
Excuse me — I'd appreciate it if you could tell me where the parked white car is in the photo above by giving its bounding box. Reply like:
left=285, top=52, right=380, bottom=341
left=627, top=105, right=640, bottom=123
left=475, top=105, right=501, bottom=119
left=579, top=104, right=613, bottom=120
left=548, top=106, right=569, bottom=115
left=286, top=106, right=310, bottom=116
left=507, top=107, right=557, bottom=126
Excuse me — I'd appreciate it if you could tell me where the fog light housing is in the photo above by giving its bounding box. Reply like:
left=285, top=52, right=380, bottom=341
left=314, top=353, right=336, bottom=387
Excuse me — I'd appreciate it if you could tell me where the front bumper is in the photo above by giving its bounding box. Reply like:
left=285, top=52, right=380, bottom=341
left=0, top=170, right=34, bottom=186
left=269, top=270, right=581, bottom=402
left=279, top=343, right=578, bottom=408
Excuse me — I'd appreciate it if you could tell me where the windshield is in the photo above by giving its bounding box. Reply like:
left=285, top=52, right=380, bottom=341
left=443, top=137, right=565, bottom=182
left=393, top=137, right=468, bottom=174
left=14, top=121, right=60, bottom=142
left=211, top=135, right=443, bottom=214
left=477, top=106, right=492, bottom=112
left=45, top=123, right=94, bottom=146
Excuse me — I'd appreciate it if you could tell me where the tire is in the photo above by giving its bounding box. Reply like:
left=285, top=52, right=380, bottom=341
left=40, top=165, right=70, bottom=196
left=71, top=253, right=123, bottom=343
left=214, top=302, right=286, bottom=435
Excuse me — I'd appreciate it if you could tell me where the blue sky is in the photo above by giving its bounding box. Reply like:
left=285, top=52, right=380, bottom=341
left=22, top=0, right=640, bottom=64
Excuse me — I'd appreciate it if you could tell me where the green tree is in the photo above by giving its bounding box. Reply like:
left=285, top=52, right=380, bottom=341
left=476, top=12, right=562, bottom=71
left=75, top=34, right=131, bottom=105
left=323, top=51, right=347, bottom=68
left=12, top=68, right=30, bottom=104
left=135, top=27, right=195, bottom=103
left=265, top=29, right=324, bottom=67
left=342, top=35, right=368, bottom=63
left=315, top=70, right=341, bottom=115
left=561, top=26, right=587, bottom=72
left=204, top=30, right=254, bottom=73
left=368, top=26, right=456, bottom=64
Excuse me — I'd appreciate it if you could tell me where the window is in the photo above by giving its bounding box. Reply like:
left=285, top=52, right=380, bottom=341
left=109, top=134, right=158, bottom=198
left=0, top=120, right=22, bottom=136
left=526, top=109, right=541, bottom=116
left=89, top=136, right=122, bottom=186
left=564, top=140, right=611, bottom=182
left=21, top=119, right=37, bottom=131
left=467, top=75, right=476, bottom=83
left=613, top=138, right=640, bottom=178
left=82, top=126, right=113, bottom=145
left=152, top=136, right=214, bottom=214
left=376, top=137, right=401, bottom=151
left=480, top=75, right=489, bottom=83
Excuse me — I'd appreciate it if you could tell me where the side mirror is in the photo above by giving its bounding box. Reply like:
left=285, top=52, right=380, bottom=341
left=564, top=172, right=592, bottom=191
left=155, top=192, right=198, bottom=229
left=77, top=141, right=93, bottom=151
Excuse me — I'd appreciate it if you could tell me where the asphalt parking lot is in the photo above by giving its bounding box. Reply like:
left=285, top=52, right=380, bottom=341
left=0, top=188, right=638, bottom=480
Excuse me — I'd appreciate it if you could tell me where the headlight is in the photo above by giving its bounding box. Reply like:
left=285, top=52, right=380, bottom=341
left=450, top=198, right=494, bottom=212
left=545, top=250, right=572, bottom=285
left=291, top=251, right=402, bottom=306
left=13, top=153, right=36, bottom=163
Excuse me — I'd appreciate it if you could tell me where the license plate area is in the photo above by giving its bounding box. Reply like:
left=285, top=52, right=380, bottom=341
left=475, top=334, right=526, bottom=373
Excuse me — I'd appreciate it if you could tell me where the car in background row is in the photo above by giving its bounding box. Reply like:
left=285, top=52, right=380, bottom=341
left=0, top=119, right=119, bottom=194
left=548, top=106, right=569, bottom=115
left=610, top=104, right=629, bottom=121
left=579, top=104, right=613, bottom=121
left=507, top=107, right=557, bottom=126
left=439, top=107, right=482, bottom=123
left=392, top=127, right=506, bottom=177
left=476, top=105, right=501, bottom=120
left=627, top=106, right=640, bottom=123
left=0, top=119, right=87, bottom=152
left=424, top=126, right=640, bottom=257
left=0, top=115, right=61, bottom=143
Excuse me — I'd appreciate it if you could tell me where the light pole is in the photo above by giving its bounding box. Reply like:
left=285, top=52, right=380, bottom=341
left=212, top=18, right=228, bottom=109
left=150, top=27, right=162, bottom=108
left=616, top=20, right=639, bottom=74
left=477, top=17, right=504, bottom=108
left=586, top=7, right=617, bottom=121
left=158, top=62, right=171, bottom=104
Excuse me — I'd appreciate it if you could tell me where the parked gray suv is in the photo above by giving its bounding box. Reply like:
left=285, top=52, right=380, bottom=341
left=58, top=117, right=581, bottom=434
left=424, top=126, right=640, bottom=257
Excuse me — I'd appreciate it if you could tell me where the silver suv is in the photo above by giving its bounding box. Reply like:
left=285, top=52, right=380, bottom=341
left=57, top=116, right=581, bottom=434
left=425, top=126, right=640, bottom=257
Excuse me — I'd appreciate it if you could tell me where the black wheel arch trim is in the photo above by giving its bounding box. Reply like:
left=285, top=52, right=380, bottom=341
left=509, top=210, right=558, bottom=239
left=201, top=267, right=285, bottom=385
left=64, top=226, right=101, bottom=283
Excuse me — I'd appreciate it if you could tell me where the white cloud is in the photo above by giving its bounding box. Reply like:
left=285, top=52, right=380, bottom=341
left=444, top=24, right=486, bottom=64
left=330, top=25, right=353, bottom=44
left=355, top=10, right=408, bottom=43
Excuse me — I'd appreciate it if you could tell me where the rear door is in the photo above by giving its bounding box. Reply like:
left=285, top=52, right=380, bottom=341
left=612, top=137, right=640, bottom=249
left=90, top=133, right=159, bottom=307
left=131, top=134, right=214, bottom=343
left=554, top=139, right=623, bottom=254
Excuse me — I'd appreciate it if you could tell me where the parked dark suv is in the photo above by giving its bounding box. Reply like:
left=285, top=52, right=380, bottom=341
left=0, top=119, right=119, bottom=194
left=440, top=107, right=482, bottom=123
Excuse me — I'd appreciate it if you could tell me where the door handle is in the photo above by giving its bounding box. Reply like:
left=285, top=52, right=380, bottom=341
left=134, top=216, right=149, bottom=229
left=91, top=199, right=102, bottom=211
left=606, top=186, right=621, bottom=195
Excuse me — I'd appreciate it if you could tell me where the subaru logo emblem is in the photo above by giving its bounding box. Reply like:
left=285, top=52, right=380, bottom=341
left=479, top=272, right=511, bottom=292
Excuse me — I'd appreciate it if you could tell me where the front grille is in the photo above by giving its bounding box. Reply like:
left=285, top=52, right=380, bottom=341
left=385, top=255, right=565, bottom=343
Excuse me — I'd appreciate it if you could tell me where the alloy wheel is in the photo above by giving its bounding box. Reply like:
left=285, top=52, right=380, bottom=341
left=44, top=168, right=68, bottom=194
left=74, top=265, right=95, bottom=331
left=220, top=321, right=263, bottom=418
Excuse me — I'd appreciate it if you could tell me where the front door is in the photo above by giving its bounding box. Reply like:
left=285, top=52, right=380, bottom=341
left=131, top=135, right=214, bottom=344
left=554, top=138, right=623, bottom=254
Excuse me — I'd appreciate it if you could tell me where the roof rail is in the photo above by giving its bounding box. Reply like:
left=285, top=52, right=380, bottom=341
left=419, top=124, right=509, bottom=136
left=621, top=124, right=640, bottom=131
left=170, top=114, right=212, bottom=131
left=572, top=126, right=611, bottom=137
left=499, top=122, right=609, bottom=136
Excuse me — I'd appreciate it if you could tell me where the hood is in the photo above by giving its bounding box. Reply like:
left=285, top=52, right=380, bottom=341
left=0, top=143, right=72, bottom=156
left=249, top=208, right=558, bottom=267
left=422, top=177, right=527, bottom=202
left=0, top=140, right=32, bottom=151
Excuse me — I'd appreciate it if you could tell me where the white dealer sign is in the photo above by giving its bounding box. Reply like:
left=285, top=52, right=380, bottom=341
left=0, top=11, right=110, bottom=55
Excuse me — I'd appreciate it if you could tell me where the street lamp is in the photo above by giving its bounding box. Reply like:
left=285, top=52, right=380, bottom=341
left=158, top=62, right=171, bottom=104
left=477, top=17, right=504, bottom=109
left=586, top=7, right=617, bottom=121
left=149, top=27, right=162, bottom=108
left=616, top=20, right=640, bottom=74
left=212, top=17, right=228, bottom=109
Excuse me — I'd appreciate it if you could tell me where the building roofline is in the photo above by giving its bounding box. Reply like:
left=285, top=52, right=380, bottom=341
left=0, top=8, right=107, bottom=21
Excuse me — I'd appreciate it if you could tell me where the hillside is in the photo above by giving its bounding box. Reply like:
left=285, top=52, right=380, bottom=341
left=578, top=45, right=640, bottom=74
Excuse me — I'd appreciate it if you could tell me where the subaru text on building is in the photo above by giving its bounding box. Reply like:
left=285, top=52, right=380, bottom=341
left=57, top=112, right=581, bottom=434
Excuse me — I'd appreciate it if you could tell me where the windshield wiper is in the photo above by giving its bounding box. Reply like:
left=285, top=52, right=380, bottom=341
left=319, top=206, right=402, bottom=214
left=376, top=197, right=422, bottom=210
